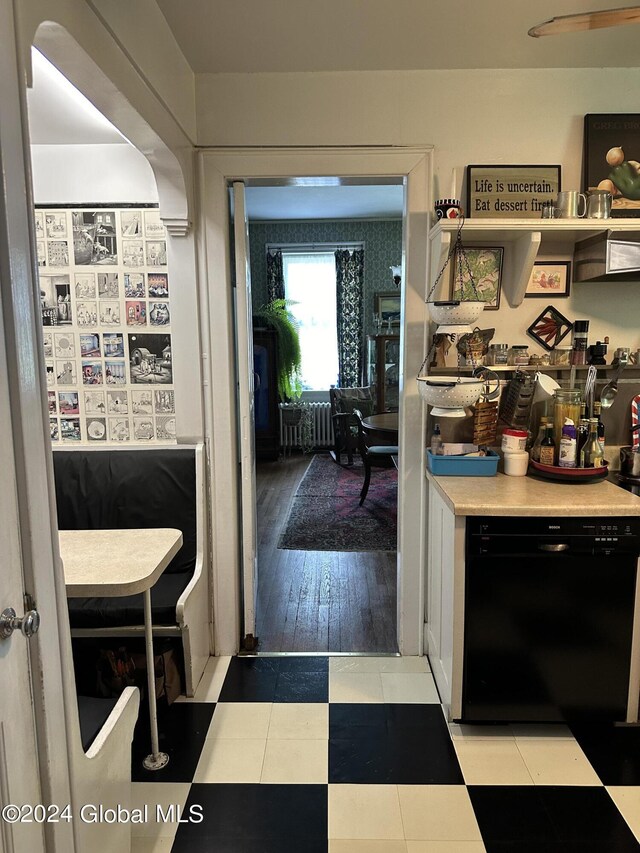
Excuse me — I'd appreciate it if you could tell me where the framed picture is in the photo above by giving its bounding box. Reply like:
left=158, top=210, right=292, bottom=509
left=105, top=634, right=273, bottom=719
left=374, top=291, right=401, bottom=326
left=583, top=114, right=640, bottom=217
left=525, top=261, right=571, bottom=298
left=451, top=247, right=503, bottom=310
left=527, top=305, right=573, bottom=351
left=466, top=165, right=561, bottom=218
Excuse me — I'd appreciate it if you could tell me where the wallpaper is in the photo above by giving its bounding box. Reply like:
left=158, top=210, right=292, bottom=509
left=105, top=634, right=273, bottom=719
left=248, top=219, right=402, bottom=338
left=36, top=206, right=175, bottom=445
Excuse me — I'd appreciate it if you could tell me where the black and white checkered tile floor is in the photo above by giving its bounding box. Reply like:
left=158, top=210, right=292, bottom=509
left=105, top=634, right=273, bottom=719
left=130, top=656, right=640, bottom=852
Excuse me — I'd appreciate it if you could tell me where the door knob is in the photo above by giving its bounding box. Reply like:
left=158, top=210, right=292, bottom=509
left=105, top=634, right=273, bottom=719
left=0, top=607, right=41, bottom=639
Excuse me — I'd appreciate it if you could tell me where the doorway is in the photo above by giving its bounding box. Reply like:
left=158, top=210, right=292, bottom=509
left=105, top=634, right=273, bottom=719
left=202, top=148, right=432, bottom=658
left=242, top=184, right=403, bottom=652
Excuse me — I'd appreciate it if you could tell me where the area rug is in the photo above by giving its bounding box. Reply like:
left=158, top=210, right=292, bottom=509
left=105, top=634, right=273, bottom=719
left=278, top=453, right=397, bottom=552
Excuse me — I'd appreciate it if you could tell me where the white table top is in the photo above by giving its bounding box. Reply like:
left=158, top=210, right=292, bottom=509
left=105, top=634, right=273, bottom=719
left=60, top=528, right=183, bottom=597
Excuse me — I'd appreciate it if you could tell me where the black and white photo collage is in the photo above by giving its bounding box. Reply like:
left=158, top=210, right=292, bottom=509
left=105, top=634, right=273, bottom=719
left=36, top=207, right=176, bottom=444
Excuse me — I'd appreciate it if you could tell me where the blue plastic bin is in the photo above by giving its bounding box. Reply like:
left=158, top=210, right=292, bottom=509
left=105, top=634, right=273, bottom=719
left=427, top=449, right=499, bottom=477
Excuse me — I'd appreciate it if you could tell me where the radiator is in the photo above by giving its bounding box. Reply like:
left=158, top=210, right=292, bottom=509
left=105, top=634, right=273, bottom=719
left=279, top=402, right=333, bottom=449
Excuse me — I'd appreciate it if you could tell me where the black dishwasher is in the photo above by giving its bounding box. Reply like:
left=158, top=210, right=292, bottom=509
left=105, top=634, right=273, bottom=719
left=462, top=516, right=640, bottom=723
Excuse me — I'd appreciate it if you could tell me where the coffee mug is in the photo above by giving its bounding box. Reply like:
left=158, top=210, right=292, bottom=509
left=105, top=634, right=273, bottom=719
left=435, top=198, right=462, bottom=220
left=555, top=190, right=587, bottom=218
left=586, top=189, right=612, bottom=219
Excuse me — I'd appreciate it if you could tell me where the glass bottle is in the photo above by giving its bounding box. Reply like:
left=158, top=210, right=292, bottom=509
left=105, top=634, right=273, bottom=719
left=553, top=389, right=582, bottom=448
left=430, top=423, right=443, bottom=456
left=539, top=426, right=556, bottom=466
left=530, top=416, right=549, bottom=463
left=581, top=418, right=604, bottom=468
left=576, top=418, right=590, bottom=467
left=593, top=401, right=606, bottom=460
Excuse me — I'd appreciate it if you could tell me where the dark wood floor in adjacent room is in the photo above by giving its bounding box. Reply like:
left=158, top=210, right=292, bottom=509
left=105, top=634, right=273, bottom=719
left=255, top=455, right=398, bottom=653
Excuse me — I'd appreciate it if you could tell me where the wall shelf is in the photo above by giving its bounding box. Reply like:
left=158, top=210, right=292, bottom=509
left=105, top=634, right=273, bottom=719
left=428, top=365, right=640, bottom=374
left=428, top=218, right=640, bottom=308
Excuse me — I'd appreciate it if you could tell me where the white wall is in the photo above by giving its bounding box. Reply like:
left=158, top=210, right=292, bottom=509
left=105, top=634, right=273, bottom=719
left=195, top=68, right=639, bottom=191
left=31, top=143, right=158, bottom=204
left=196, top=67, right=640, bottom=354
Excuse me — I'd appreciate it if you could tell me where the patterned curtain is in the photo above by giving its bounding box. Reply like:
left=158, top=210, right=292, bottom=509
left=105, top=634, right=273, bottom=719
left=266, top=249, right=285, bottom=302
left=335, top=248, right=365, bottom=387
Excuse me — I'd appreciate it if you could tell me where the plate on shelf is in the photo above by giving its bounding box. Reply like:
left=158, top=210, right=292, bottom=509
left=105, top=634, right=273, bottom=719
left=529, top=458, right=608, bottom=483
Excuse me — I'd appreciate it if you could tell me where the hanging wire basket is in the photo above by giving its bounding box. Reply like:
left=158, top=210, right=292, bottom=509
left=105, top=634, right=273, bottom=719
left=417, top=216, right=492, bottom=406
left=425, top=215, right=485, bottom=326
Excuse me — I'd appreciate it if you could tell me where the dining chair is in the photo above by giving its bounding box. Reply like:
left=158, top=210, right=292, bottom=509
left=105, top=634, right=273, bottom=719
left=352, top=409, right=399, bottom=505
left=329, top=385, right=375, bottom=466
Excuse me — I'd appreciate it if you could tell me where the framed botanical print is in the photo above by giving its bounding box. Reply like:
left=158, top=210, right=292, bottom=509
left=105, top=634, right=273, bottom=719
left=525, top=261, right=571, bottom=298
left=451, top=247, right=503, bottom=310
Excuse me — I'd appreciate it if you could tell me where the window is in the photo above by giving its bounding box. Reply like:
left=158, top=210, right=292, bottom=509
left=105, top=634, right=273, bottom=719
left=283, top=252, right=338, bottom=391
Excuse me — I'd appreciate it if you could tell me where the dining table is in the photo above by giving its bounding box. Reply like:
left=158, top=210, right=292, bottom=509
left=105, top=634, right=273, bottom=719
left=60, top=527, right=183, bottom=771
left=361, top=412, right=399, bottom=446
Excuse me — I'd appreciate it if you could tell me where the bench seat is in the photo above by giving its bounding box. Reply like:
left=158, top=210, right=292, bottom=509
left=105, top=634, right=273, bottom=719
left=68, top=572, right=193, bottom=629
left=77, top=695, right=118, bottom=752
left=53, top=444, right=209, bottom=695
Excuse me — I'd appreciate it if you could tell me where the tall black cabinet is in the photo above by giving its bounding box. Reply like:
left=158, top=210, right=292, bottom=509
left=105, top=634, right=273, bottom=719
left=253, top=327, right=280, bottom=460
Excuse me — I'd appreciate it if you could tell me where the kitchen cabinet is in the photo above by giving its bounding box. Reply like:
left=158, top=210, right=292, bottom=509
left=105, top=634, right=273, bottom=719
left=253, top=327, right=280, bottom=460
left=366, top=334, right=400, bottom=413
left=429, top=218, right=640, bottom=308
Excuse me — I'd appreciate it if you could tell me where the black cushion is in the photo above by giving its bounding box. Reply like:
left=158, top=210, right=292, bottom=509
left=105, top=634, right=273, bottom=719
left=53, top=448, right=196, bottom=575
left=53, top=448, right=198, bottom=629
left=77, top=695, right=118, bottom=751
left=68, top=572, right=192, bottom=629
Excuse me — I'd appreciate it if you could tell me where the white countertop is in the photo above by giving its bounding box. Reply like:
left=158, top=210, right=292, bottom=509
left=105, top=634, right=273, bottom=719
left=427, top=471, right=640, bottom=517
left=60, top=528, right=183, bottom=597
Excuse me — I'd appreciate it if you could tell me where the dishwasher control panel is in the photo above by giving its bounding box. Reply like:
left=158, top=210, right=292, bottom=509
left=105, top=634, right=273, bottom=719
left=468, top=517, right=640, bottom=556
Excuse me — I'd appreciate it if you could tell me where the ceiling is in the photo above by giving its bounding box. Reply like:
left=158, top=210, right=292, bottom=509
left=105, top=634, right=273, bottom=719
left=243, top=185, right=403, bottom=220
left=156, top=0, right=640, bottom=74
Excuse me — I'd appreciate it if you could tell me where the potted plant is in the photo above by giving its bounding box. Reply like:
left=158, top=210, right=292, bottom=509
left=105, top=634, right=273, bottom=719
left=253, top=299, right=302, bottom=402
left=253, top=300, right=316, bottom=453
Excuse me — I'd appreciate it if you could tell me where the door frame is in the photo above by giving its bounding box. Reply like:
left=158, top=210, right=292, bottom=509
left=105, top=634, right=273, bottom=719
left=0, top=0, right=75, bottom=847
left=231, top=181, right=259, bottom=647
left=199, top=146, right=433, bottom=656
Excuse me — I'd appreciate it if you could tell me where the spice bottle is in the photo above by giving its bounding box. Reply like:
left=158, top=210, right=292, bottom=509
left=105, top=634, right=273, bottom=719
left=539, top=426, right=556, bottom=466
left=558, top=418, right=577, bottom=468
left=571, top=320, right=590, bottom=366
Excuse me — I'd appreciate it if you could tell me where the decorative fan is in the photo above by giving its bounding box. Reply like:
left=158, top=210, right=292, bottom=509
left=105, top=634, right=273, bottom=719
left=529, top=5, right=640, bottom=37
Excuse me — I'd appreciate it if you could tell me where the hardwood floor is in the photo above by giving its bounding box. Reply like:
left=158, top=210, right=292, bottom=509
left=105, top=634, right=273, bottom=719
left=255, top=454, right=398, bottom=653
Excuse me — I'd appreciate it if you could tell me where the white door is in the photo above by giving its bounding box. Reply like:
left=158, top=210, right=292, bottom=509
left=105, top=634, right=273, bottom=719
left=232, top=181, right=258, bottom=648
left=0, top=299, right=45, bottom=852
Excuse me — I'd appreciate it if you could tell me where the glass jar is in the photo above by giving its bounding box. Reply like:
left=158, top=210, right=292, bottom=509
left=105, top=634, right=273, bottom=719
left=486, top=344, right=508, bottom=366
left=553, top=388, right=582, bottom=449
left=507, top=345, right=529, bottom=366
left=550, top=345, right=572, bottom=366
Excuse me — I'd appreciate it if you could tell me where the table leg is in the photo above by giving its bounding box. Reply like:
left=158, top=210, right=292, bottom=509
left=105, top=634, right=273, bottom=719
left=142, top=588, right=169, bottom=770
